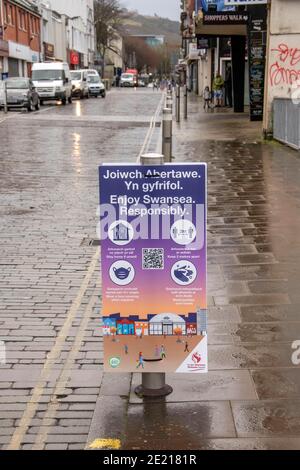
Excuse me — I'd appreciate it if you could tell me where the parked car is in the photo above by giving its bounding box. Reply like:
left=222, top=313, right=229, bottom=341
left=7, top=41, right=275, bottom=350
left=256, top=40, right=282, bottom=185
left=32, top=62, right=72, bottom=105
left=70, top=70, right=89, bottom=99
left=87, top=75, right=106, bottom=98
left=0, top=77, right=40, bottom=111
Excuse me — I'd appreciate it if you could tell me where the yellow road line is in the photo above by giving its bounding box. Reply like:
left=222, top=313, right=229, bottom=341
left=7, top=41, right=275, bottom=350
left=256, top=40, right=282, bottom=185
left=87, top=438, right=121, bottom=450
left=32, top=292, right=99, bottom=450
left=7, top=247, right=100, bottom=450
left=137, top=92, right=165, bottom=162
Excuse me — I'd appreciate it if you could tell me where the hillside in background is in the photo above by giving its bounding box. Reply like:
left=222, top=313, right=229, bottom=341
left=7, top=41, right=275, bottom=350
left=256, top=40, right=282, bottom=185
left=123, top=12, right=181, bottom=46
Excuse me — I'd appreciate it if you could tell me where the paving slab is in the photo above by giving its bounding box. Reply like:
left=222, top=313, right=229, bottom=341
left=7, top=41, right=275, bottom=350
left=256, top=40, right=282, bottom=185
left=129, top=370, right=257, bottom=404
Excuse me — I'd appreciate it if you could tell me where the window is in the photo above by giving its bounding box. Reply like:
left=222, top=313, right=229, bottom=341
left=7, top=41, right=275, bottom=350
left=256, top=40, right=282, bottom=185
left=4, top=3, right=14, bottom=26
left=18, top=10, right=27, bottom=31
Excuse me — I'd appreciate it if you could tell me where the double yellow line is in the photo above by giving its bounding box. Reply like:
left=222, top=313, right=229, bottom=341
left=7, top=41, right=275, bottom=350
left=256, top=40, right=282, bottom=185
left=7, top=248, right=100, bottom=450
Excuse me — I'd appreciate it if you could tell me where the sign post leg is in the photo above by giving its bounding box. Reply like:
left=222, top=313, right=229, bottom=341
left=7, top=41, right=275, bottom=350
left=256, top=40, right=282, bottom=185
left=162, top=108, right=172, bottom=163
left=134, top=152, right=173, bottom=398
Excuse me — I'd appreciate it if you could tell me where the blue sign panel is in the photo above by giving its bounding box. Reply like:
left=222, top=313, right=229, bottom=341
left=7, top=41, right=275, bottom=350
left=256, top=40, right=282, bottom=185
left=198, top=0, right=235, bottom=11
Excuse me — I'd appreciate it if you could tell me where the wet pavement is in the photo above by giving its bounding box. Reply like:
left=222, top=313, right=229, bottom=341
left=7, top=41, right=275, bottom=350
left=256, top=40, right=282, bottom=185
left=1, top=89, right=300, bottom=450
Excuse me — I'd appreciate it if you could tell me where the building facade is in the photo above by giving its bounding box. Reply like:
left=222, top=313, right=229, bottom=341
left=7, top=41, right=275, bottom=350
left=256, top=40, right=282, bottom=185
left=39, top=4, right=68, bottom=63
left=46, top=0, right=95, bottom=69
left=263, top=0, right=300, bottom=136
left=0, top=0, right=41, bottom=78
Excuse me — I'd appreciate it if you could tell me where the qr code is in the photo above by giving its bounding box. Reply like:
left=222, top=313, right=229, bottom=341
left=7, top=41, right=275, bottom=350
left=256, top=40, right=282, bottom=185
left=142, top=248, right=164, bottom=270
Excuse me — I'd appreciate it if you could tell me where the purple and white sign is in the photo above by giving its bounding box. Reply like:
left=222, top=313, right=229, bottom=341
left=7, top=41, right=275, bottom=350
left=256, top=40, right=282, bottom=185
left=99, top=163, right=207, bottom=373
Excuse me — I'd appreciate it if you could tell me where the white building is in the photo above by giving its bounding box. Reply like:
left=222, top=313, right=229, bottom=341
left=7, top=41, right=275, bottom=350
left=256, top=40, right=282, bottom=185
left=38, top=3, right=68, bottom=62
left=149, top=313, right=186, bottom=336
left=39, top=0, right=95, bottom=67
left=263, top=0, right=300, bottom=135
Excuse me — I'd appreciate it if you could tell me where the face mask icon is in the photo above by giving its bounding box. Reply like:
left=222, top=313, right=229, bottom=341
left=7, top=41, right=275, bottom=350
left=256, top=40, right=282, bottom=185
left=113, top=266, right=131, bottom=280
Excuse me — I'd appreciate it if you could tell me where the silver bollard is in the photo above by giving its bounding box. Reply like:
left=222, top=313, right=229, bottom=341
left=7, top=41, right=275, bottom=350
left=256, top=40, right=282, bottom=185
left=183, top=84, right=188, bottom=120
left=162, top=108, right=172, bottom=163
left=176, top=85, right=180, bottom=123
left=3, top=81, right=8, bottom=114
left=134, top=152, right=173, bottom=398
left=166, top=93, right=173, bottom=110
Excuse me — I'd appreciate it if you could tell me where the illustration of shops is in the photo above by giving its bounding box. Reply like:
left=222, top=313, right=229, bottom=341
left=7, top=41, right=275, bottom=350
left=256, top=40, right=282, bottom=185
left=102, top=312, right=203, bottom=337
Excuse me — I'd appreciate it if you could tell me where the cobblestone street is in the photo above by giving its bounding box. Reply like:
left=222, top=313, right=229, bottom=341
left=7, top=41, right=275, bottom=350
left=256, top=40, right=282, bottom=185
left=1, top=89, right=300, bottom=450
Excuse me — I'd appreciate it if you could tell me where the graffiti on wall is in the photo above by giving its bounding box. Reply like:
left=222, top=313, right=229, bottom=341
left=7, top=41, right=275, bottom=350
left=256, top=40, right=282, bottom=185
left=270, top=43, right=300, bottom=87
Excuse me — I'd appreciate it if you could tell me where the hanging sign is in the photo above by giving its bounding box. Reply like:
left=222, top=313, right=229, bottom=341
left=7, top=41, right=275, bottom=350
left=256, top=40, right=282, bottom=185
left=100, top=163, right=207, bottom=373
left=225, top=1, right=267, bottom=5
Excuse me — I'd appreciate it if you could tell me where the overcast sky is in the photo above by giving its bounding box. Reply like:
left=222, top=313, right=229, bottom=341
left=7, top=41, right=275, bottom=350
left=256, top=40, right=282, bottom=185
left=122, top=0, right=180, bottom=21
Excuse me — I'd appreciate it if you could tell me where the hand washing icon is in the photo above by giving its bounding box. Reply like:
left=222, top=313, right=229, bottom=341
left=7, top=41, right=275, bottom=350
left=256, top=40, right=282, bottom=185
left=171, top=260, right=197, bottom=286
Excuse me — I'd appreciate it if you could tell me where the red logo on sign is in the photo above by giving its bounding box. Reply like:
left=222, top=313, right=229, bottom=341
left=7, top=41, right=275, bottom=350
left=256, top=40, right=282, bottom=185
left=192, top=352, right=201, bottom=364
left=70, top=51, right=79, bottom=65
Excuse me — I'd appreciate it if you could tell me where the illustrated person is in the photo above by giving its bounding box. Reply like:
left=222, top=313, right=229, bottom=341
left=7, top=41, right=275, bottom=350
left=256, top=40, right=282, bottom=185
left=213, top=72, right=224, bottom=107
left=136, top=352, right=144, bottom=369
left=184, top=341, right=189, bottom=353
left=188, top=226, right=194, bottom=239
left=173, top=227, right=178, bottom=239
left=124, top=344, right=128, bottom=355
left=203, top=86, right=212, bottom=111
left=160, top=345, right=166, bottom=359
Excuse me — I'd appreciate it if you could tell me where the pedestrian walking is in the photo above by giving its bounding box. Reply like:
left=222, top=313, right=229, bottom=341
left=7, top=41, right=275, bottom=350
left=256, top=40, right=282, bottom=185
left=203, top=86, right=212, bottom=111
left=124, top=344, right=128, bottom=355
left=136, top=352, right=144, bottom=369
left=160, top=345, right=166, bottom=359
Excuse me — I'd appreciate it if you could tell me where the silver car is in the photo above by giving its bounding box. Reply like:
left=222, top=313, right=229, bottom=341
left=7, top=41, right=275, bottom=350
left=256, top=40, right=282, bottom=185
left=0, top=77, right=40, bottom=112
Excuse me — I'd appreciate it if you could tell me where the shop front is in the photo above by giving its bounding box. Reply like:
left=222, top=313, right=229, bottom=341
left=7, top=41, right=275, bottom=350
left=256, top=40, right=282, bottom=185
left=8, top=41, right=40, bottom=78
left=69, top=50, right=80, bottom=70
left=44, top=42, right=55, bottom=61
left=0, top=39, right=9, bottom=79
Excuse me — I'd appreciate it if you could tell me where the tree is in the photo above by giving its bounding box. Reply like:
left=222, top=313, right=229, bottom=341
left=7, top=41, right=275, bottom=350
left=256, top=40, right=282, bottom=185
left=124, top=36, right=160, bottom=73
left=156, top=45, right=172, bottom=78
left=94, top=0, right=126, bottom=77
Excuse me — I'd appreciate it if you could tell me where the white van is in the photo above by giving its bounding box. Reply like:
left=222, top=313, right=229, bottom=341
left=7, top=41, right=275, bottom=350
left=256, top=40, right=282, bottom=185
left=32, top=62, right=72, bottom=105
left=70, top=69, right=89, bottom=99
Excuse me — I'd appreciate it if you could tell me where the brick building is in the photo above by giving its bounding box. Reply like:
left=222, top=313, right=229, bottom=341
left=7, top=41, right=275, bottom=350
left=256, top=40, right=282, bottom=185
left=0, top=0, right=41, bottom=78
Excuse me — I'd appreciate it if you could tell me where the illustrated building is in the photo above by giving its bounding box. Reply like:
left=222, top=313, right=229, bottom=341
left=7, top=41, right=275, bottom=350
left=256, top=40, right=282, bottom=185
left=197, top=308, right=207, bottom=336
left=134, top=321, right=149, bottom=337
left=149, top=313, right=186, bottom=336
left=116, top=318, right=135, bottom=336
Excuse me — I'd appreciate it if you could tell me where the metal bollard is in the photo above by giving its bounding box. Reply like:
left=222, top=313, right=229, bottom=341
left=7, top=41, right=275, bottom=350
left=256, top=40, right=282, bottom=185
left=3, top=81, right=8, bottom=114
left=162, top=108, right=172, bottom=163
left=176, top=85, right=180, bottom=123
left=134, top=152, right=173, bottom=398
left=166, top=93, right=173, bottom=110
left=183, top=84, right=188, bottom=120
